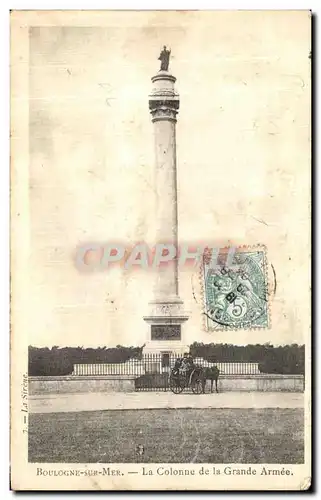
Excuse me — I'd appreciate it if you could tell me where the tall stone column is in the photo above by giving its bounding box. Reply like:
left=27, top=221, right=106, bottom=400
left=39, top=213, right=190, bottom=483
left=143, top=49, right=189, bottom=355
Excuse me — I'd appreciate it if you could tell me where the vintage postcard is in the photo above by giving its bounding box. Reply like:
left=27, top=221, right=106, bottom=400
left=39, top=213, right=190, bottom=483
left=10, top=10, right=311, bottom=491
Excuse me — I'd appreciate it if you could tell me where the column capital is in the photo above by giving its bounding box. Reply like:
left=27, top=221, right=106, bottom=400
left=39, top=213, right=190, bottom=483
left=149, top=99, right=179, bottom=123
left=149, top=70, right=180, bottom=123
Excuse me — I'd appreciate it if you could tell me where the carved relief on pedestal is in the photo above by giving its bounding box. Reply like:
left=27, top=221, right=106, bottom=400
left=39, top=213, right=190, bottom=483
left=143, top=300, right=188, bottom=326
left=151, top=324, right=181, bottom=341
left=152, top=301, right=185, bottom=316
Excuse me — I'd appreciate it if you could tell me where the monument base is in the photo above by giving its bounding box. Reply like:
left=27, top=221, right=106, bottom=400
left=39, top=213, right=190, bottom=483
left=142, top=341, right=189, bottom=356
left=143, top=298, right=189, bottom=356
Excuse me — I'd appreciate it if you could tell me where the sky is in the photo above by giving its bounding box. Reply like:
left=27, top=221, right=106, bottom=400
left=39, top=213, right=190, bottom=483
left=22, top=11, right=310, bottom=347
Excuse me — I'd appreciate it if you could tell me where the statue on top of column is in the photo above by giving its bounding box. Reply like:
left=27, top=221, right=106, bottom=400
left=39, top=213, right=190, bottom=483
left=158, top=46, right=171, bottom=71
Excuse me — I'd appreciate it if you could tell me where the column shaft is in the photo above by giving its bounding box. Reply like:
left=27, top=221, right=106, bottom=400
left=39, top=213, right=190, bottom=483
left=153, top=118, right=179, bottom=298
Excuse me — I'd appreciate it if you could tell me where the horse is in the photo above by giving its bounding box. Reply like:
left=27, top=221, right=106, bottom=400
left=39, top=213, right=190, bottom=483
left=169, top=362, right=220, bottom=395
left=199, top=366, right=220, bottom=393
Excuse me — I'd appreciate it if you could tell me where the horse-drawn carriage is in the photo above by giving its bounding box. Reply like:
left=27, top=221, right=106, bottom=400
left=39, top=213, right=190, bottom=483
left=169, top=357, right=220, bottom=395
left=169, top=364, right=205, bottom=394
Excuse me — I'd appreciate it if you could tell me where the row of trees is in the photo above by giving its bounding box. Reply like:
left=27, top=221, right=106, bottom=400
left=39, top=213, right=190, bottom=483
left=28, top=343, right=305, bottom=376
left=28, top=345, right=144, bottom=376
left=190, top=342, right=305, bottom=374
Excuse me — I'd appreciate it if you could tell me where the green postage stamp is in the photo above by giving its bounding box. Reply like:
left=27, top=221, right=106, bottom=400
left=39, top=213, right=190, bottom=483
left=203, top=247, right=270, bottom=331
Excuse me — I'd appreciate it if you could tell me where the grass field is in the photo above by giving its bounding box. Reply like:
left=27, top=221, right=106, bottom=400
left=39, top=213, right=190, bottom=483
left=29, top=408, right=304, bottom=464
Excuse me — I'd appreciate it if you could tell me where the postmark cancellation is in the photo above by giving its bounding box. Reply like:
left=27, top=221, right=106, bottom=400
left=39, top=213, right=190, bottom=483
left=202, top=246, right=270, bottom=332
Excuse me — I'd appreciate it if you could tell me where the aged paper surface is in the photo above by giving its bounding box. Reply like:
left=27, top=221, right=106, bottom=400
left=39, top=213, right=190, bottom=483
left=10, top=10, right=311, bottom=491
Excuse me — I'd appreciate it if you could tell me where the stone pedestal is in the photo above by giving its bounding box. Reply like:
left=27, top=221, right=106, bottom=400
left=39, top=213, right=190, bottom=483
left=143, top=68, right=188, bottom=355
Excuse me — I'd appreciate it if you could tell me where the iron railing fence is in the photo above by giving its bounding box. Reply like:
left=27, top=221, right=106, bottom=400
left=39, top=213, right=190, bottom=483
left=72, top=354, right=260, bottom=377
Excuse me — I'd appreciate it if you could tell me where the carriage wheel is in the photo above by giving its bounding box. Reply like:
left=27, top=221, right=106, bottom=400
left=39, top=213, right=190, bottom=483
left=191, top=378, right=203, bottom=395
left=169, top=375, right=185, bottom=394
